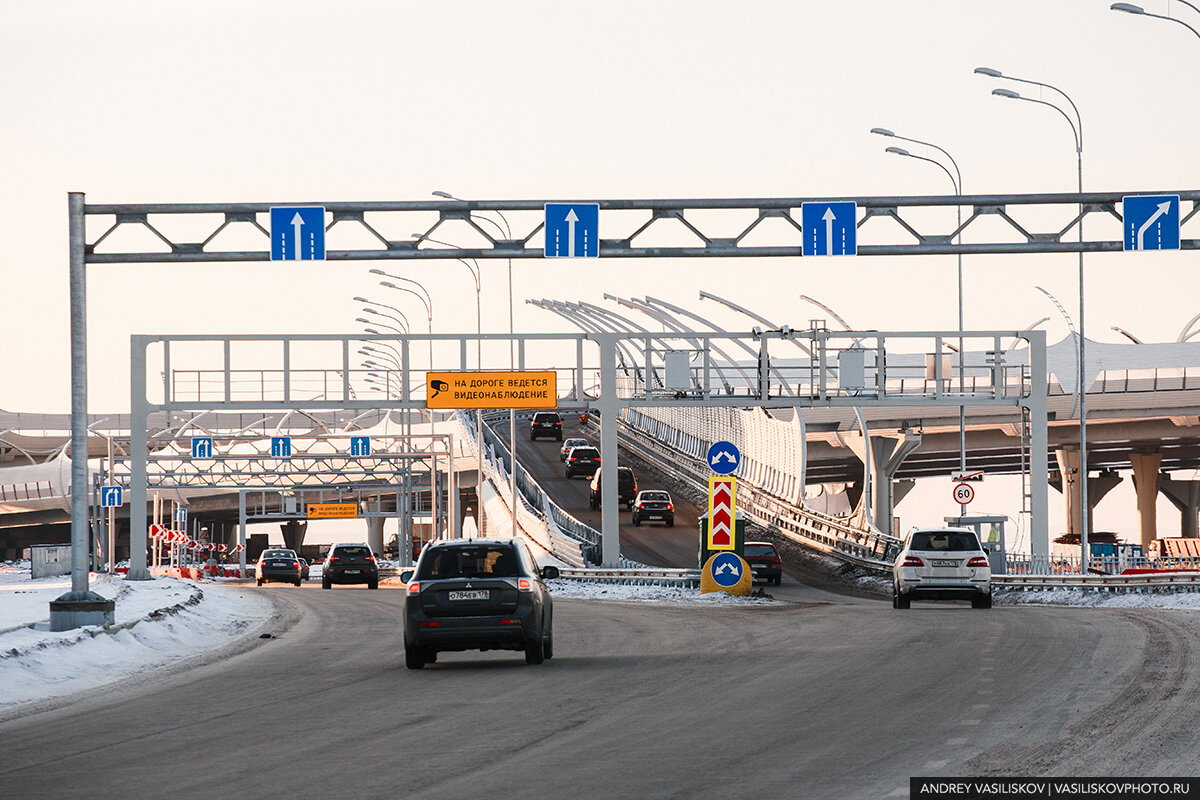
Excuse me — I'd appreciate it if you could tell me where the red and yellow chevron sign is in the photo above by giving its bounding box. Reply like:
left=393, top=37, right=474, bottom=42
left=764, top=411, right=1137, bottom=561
left=707, top=477, right=737, bottom=550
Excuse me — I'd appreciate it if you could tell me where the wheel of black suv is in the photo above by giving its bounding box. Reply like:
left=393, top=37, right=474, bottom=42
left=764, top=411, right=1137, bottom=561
left=405, top=644, right=425, bottom=670
left=525, top=640, right=545, bottom=665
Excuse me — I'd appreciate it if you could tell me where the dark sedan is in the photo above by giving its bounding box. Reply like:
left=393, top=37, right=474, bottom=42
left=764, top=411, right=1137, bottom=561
left=256, top=548, right=303, bottom=587
left=403, top=538, right=558, bottom=669
left=744, top=541, right=782, bottom=586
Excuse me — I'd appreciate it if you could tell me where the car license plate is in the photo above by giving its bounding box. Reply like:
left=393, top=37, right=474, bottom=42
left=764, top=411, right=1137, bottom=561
left=932, top=559, right=959, bottom=568
left=344, top=569, right=360, bottom=574
left=449, top=590, right=489, bottom=601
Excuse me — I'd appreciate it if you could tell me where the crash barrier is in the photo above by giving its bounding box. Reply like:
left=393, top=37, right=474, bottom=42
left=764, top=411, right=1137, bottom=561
left=996, top=572, right=1200, bottom=592
left=556, top=567, right=701, bottom=587
left=460, top=411, right=595, bottom=568
left=615, top=409, right=897, bottom=571
left=1007, top=554, right=1200, bottom=575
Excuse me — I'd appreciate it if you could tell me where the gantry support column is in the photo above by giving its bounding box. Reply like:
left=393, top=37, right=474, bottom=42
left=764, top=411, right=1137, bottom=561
left=1055, top=447, right=1083, bottom=538
left=1130, top=452, right=1162, bottom=548
left=1160, top=474, right=1200, bottom=539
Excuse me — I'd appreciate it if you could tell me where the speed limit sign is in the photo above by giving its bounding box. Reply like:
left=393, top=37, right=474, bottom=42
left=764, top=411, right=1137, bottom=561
left=953, top=482, right=975, bottom=505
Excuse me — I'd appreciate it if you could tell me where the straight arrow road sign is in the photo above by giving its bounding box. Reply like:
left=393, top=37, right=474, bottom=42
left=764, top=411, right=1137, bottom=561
left=802, top=201, right=858, bottom=256
left=270, top=206, right=326, bottom=261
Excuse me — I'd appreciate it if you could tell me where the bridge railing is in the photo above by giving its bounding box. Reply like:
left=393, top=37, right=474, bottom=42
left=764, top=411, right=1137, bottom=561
left=612, top=409, right=898, bottom=571
left=463, top=410, right=603, bottom=567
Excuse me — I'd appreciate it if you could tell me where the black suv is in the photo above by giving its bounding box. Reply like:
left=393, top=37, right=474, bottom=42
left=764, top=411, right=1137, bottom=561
left=322, top=543, right=379, bottom=590
left=403, top=538, right=559, bottom=668
left=632, top=490, right=674, bottom=527
left=589, top=466, right=637, bottom=510
left=564, top=445, right=601, bottom=478
left=529, top=411, right=563, bottom=441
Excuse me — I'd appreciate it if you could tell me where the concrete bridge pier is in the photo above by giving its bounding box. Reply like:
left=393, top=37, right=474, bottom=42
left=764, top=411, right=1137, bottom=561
left=1053, top=449, right=1123, bottom=537
left=280, top=520, right=307, bottom=552
left=1160, top=474, right=1200, bottom=539
left=848, top=429, right=921, bottom=537
left=1130, top=452, right=1162, bottom=548
left=365, top=517, right=386, bottom=556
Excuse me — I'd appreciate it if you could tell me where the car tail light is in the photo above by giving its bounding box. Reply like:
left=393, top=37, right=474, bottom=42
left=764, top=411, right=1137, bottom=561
left=768, top=558, right=781, bottom=567
left=366, top=555, right=376, bottom=562
left=667, top=504, right=674, bottom=511
left=518, top=578, right=532, bottom=591
left=292, top=561, right=300, bottom=568
left=407, top=582, right=420, bottom=596
left=419, top=621, right=439, bottom=628
left=967, top=556, right=990, bottom=568
left=636, top=503, right=644, bottom=510
left=569, top=456, right=577, bottom=462
left=902, top=556, right=924, bottom=567
left=330, top=556, right=341, bottom=562
left=500, top=619, right=521, bottom=625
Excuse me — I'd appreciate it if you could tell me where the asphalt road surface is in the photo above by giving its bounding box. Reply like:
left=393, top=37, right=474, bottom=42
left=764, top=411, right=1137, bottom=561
left=4, top=585, right=1200, bottom=800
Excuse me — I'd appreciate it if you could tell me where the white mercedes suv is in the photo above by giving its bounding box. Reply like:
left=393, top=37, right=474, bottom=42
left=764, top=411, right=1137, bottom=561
left=892, top=527, right=993, bottom=609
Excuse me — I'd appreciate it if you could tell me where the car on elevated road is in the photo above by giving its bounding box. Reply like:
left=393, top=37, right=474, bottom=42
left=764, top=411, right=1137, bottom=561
left=560, top=437, right=589, bottom=461
left=529, top=411, right=563, bottom=441
left=631, top=490, right=674, bottom=527
left=893, top=527, right=992, bottom=609
left=564, top=445, right=601, bottom=479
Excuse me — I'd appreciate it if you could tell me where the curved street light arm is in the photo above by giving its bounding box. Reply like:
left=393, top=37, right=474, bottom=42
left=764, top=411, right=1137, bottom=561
left=357, top=299, right=412, bottom=332
left=361, top=306, right=411, bottom=334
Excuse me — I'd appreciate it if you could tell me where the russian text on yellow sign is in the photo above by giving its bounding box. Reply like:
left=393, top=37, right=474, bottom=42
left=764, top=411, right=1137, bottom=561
left=426, top=370, right=558, bottom=409
left=306, top=503, right=359, bottom=519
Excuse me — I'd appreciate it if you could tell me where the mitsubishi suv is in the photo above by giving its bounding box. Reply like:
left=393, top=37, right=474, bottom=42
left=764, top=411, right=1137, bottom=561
left=403, top=538, right=558, bottom=668
left=892, top=527, right=992, bottom=609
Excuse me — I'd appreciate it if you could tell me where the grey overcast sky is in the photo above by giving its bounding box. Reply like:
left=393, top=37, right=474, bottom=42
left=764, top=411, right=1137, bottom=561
left=1, top=0, right=1196, bottom=414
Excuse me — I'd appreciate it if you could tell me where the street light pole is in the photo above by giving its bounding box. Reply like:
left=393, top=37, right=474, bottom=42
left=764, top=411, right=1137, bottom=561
left=432, top=191, right=519, bottom=539
left=980, top=66, right=1088, bottom=563
left=873, top=128, right=968, bottom=511
left=1111, top=2, right=1200, bottom=39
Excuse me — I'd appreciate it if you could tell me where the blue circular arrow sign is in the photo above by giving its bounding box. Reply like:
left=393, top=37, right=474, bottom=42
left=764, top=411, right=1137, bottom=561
left=710, top=552, right=743, bottom=588
left=707, top=441, right=741, bottom=475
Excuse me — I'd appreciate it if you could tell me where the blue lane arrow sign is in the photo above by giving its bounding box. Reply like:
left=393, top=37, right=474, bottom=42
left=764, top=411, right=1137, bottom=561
left=101, top=486, right=124, bottom=508
left=1122, top=195, right=1180, bottom=251
left=270, top=206, right=326, bottom=261
left=191, top=437, right=213, bottom=459
left=271, top=436, right=292, bottom=458
left=801, top=201, right=858, bottom=256
left=174, top=507, right=188, bottom=526
left=707, top=440, right=741, bottom=476
left=350, top=436, right=371, bottom=457
left=544, top=203, right=600, bottom=258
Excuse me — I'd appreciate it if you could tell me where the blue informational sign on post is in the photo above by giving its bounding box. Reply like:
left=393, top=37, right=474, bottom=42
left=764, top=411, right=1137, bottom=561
left=174, top=507, right=187, bottom=527
left=1122, top=195, right=1180, bottom=252
left=271, top=437, right=292, bottom=458
left=270, top=206, right=326, bottom=261
left=191, top=437, right=213, bottom=459
left=101, top=486, right=124, bottom=508
left=544, top=203, right=600, bottom=258
left=350, top=436, right=371, bottom=457
left=707, top=441, right=741, bottom=475
left=801, top=201, right=858, bottom=256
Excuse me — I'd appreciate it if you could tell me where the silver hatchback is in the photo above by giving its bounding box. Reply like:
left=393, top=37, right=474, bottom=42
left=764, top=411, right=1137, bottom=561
left=892, top=527, right=992, bottom=609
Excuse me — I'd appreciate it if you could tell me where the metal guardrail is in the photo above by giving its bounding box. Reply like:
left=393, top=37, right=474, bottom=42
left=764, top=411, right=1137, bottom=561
left=612, top=414, right=898, bottom=571
left=556, top=567, right=701, bottom=587
left=996, top=572, right=1200, bottom=591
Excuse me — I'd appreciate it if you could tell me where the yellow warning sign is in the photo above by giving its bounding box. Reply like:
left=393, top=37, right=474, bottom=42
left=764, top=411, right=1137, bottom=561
left=426, top=371, right=557, bottom=409
left=306, top=503, right=359, bottom=519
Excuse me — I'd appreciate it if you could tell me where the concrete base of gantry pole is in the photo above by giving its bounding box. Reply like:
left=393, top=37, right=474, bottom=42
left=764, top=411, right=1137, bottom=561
left=49, top=591, right=115, bottom=632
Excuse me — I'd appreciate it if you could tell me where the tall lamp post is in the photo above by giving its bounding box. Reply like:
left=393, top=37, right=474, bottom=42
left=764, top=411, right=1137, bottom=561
left=978, top=65, right=1087, bottom=561
left=1111, top=2, right=1200, bottom=39
left=872, top=127, right=968, bottom=509
left=432, top=191, right=519, bottom=538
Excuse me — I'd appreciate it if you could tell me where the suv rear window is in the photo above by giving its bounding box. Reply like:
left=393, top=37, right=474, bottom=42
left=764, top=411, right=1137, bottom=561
left=908, top=532, right=980, bottom=552
left=333, top=546, right=371, bottom=557
left=533, top=412, right=560, bottom=423
left=570, top=447, right=599, bottom=458
left=417, top=546, right=520, bottom=579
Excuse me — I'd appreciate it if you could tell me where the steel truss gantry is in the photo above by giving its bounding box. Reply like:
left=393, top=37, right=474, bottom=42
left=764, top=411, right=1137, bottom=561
left=81, top=191, right=1198, bottom=262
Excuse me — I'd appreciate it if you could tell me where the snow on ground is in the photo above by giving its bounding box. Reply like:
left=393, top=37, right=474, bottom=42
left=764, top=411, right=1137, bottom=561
left=0, top=561, right=275, bottom=720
